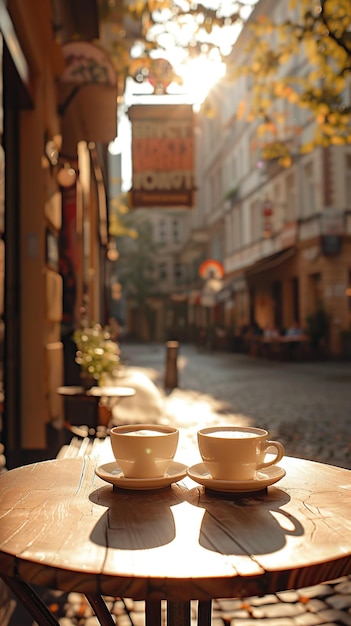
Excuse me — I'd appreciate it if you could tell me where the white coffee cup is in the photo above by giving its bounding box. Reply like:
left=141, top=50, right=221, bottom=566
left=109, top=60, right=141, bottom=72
left=197, top=426, right=285, bottom=481
left=110, top=424, right=179, bottom=479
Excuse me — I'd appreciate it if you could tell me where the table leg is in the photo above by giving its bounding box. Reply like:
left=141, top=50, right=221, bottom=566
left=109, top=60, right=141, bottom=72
left=146, top=599, right=162, bottom=626
left=1, top=575, right=60, bottom=626
left=167, top=601, right=191, bottom=626
left=198, top=600, right=212, bottom=626
left=86, top=594, right=116, bottom=626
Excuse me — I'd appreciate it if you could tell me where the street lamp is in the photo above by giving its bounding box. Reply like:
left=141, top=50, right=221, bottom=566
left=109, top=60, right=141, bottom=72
left=107, top=240, right=119, bottom=262
left=57, top=163, right=76, bottom=188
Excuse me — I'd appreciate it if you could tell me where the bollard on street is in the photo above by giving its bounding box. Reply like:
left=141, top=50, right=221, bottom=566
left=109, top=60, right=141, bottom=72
left=164, top=341, right=179, bottom=390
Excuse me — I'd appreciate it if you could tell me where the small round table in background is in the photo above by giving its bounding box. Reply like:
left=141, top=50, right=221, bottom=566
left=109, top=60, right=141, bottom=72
left=57, top=385, right=136, bottom=432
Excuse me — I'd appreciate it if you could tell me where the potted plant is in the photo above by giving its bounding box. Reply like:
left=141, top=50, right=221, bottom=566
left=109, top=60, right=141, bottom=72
left=73, top=323, right=121, bottom=387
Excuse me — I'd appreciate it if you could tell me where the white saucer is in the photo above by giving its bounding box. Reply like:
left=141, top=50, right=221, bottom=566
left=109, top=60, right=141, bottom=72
left=95, top=461, right=188, bottom=490
left=187, top=463, right=286, bottom=493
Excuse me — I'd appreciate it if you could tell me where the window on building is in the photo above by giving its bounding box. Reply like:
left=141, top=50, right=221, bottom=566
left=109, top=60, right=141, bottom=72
left=174, top=262, right=183, bottom=284
left=205, top=178, right=211, bottom=217
left=273, top=183, right=283, bottom=230
left=214, top=167, right=221, bottom=209
left=249, top=129, right=260, bottom=171
left=346, top=154, right=351, bottom=209
left=210, top=173, right=216, bottom=213
left=159, top=219, right=167, bottom=243
left=232, top=155, right=237, bottom=181
left=159, top=262, right=167, bottom=281
left=172, top=219, right=180, bottom=244
left=250, top=200, right=261, bottom=242
left=211, top=232, right=223, bottom=262
left=225, top=214, right=232, bottom=254
left=233, top=206, right=242, bottom=251
left=303, top=161, right=316, bottom=216
left=286, top=172, right=296, bottom=222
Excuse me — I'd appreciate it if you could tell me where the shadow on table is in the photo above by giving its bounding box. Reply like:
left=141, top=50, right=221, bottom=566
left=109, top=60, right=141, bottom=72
left=191, top=487, right=304, bottom=555
left=89, top=485, right=185, bottom=549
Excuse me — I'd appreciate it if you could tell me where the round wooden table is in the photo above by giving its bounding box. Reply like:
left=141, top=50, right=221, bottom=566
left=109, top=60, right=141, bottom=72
left=1, top=454, right=351, bottom=626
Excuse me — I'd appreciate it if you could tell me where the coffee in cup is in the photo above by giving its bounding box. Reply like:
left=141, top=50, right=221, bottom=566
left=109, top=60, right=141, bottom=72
left=110, top=424, right=179, bottom=479
left=197, top=426, right=284, bottom=481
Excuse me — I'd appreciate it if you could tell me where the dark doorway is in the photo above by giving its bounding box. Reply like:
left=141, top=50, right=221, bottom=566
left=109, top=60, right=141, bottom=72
left=272, top=280, right=283, bottom=331
left=292, top=277, right=300, bottom=323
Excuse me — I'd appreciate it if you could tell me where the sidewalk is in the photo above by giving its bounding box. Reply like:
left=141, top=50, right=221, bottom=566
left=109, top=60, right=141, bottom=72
left=8, top=342, right=351, bottom=625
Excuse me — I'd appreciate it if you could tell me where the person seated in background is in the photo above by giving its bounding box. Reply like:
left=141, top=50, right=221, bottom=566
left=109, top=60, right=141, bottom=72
left=285, top=320, right=305, bottom=360
left=263, top=324, right=279, bottom=339
left=251, top=320, right=263, bottom=336
left=285, top=320, right=304, bottom=337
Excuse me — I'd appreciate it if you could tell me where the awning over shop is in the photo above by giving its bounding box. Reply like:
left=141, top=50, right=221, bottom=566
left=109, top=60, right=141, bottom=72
left=245, top=247, right=296, bottom=277
left=58, top=41, right=117, bottom=157
left=215, top=274, right=247, bottom=302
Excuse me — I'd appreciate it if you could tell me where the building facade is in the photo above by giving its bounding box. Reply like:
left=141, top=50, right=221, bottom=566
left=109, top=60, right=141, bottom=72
left=178, top=0, right=351, bottom=358
left=0, top=0, right=117, bottom=469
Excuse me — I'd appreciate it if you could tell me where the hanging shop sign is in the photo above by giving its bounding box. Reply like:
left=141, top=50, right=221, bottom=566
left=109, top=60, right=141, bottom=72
left=147, top=58, right=175, bottom=94
left=199, top=259, right=225, bottom=280
left=128, top=104, right=194, bottom=208
left=199, top=260, right=225, bottom=307
left=200, top=278, right=224, bottom=307
left=59, top=41, right=117, bottom=156
left=262, top=200, right=273, bottom=238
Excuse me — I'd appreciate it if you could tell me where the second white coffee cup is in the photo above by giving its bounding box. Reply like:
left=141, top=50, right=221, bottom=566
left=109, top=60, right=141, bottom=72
left=197, top=426, right=285, bottom=481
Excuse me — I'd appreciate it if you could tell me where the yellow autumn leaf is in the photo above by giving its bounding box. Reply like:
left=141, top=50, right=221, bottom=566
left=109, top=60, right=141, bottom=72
left=278, top=156, right=292, bottom=168
left=318, top=104, right=330, bottom=117
left=333, top=77, right=346, bottom=94
left=300, top=142, right=314, bottom=154
left=257, top=124, right=267, bottom=138
left=303, top=37, right=318, bottom=59
left=127, top=228, right=139, bottom=239
left=327, top=113, right=339, bottom=125
left=287, top=90, right=299, bottom=103
left=321, top=124, right=336, bottom=136
left=330, top=136, right=346, bottom=145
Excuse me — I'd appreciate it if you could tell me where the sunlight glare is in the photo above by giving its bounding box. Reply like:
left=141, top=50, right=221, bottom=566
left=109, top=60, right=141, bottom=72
left=172, top=54, right=226, bottom=105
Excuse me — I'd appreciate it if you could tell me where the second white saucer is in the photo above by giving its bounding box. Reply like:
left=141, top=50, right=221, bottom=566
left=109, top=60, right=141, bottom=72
left=95, top=461, right=188, bottom=490
left=187, top=463, right=286, bottom=492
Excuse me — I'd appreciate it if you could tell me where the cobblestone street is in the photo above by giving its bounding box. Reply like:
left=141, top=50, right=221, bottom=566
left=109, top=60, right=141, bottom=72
left=8, top=343, right=351, bottom=626
left=123, top=343, right=351, bottom=471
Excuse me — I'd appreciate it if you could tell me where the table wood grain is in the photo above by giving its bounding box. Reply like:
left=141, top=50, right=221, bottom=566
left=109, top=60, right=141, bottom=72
left=1, top=454, right=351, bottom=605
